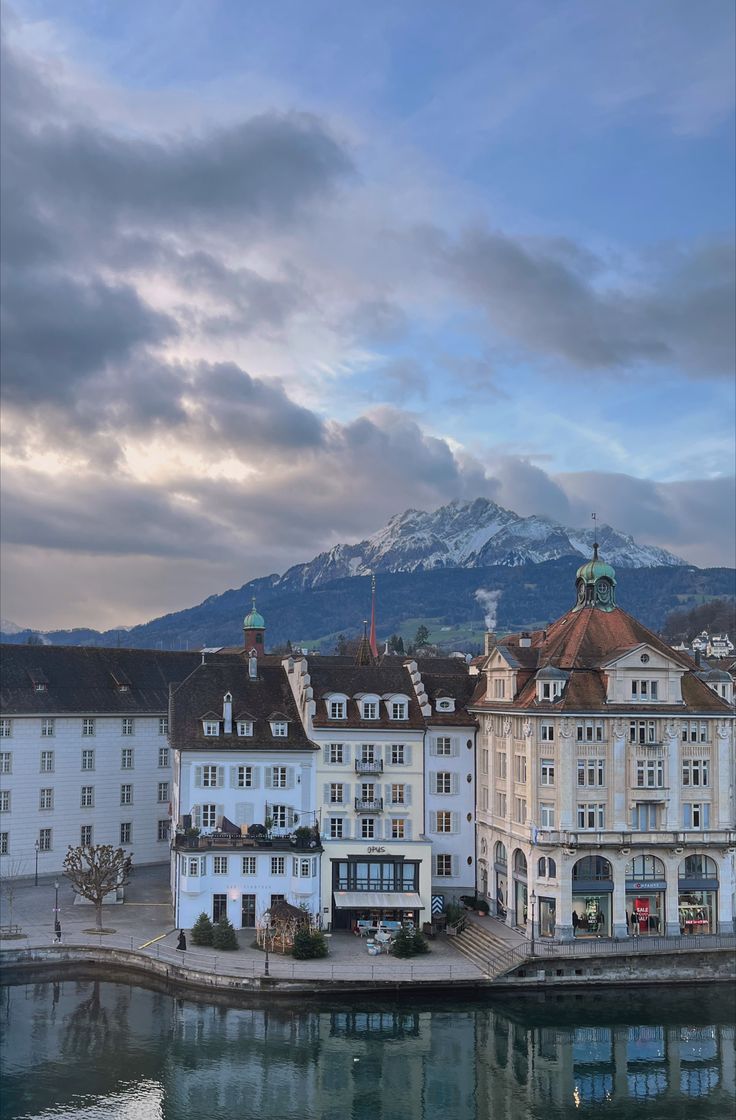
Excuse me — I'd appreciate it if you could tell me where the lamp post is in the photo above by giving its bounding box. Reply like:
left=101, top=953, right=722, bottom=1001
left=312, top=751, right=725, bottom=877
left=264, top=920, right=271, bottom=977
left=34, top=840, right=39, bottom=887
left=530, top=890, right=536, bottom=956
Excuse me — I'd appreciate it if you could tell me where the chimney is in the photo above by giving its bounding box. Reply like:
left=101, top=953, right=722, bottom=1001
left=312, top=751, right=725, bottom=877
left=484, top=632, right=497, bottom=656
left=223, top=692, right=232, bottom=734
left=249, top=650, right=258, bottom=680
left=694, top=649, right=701, bottom=667
left=519, top=631, right=531, bottom=648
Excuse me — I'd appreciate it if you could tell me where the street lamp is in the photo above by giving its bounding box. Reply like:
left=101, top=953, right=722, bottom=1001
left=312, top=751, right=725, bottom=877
left=530, top=890, right=536, bottom=956
left=34, top=840, right=39, bottom=887
left=54, top=880, right=60, bottom=942
left=264, top=920, right=271, bottom=977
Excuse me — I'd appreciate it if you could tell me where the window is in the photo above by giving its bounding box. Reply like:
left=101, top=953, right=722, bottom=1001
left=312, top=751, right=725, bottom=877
left=158, top=746, right=169, bottom=767
left=391, top=819, right=405, bottom=839
left=541, top=723, right=554, bottom=742
left=493, top=678, right=506, bottom=699
left=635, top=759, right=664, bottom=788
left=360, top=744, right=375, bottom=764
left=187, top=857, right=201, bottom=876
left=391, top=701, right=407, bottom=720
left=0, top=719, right=11, bottom=737
left=539, top=803, right=556, bottom=828
left=82, top=718, right=95, bottom=737
left=158, top=782, right=169, bottom=803
left=329, top=818, right=344, bottom=839
left=329, top=700, right=346, bottom=719
left=120, top=784, right=132, bottom=805
left=480, top=749, right=489, bottom=775
left=122, top=718, right=134, bottom=736
left=242, top=856, right=257, bottom=875
left=434, top=773, right=451, bottom=795
left=577, top=758, right=605, bottom=786
left=0, top=791, right=9, bottom=812
left=40, top=750, right=54, bottom=773
left=328, top=743, right=344, bottom=764
left=361, top=818, right=375, bottom=839
left=629, top=720, right=657, bottom=744
left=577, top=803, right=606, bottom=829
left=80, top=824, right=93, bottom=846
left=362, top=702, right=378, bottom=719
left=392, top=783, right=406, bottom=803
left=34, top=682, right=47, bottom=692
left=683, top=803, right=710, bottom=830
left=237, top=721, right=253, bottom=737
left=436, top=737, right=452, bottom=756
left=540, top=759, right=555, bottom=786
left=38, top=828, right=52, bottom=851
left=361, top=782, right=376, bottom=802
left=496, top=751, right=507, bottom=779
left=157, top=820, right=170, bottom=841
left=272, top=766, right=287, bottom=789
left=299, top=858, right=313, bottom=877
left=495, top=791, right=507, bottom=817
left=41, top=719, right=55, bottom=737
left=271, top=856, right=285, bottom=875
left=271, top=721, right=288, bottom=737
left=631, top=680, right=659, bottom=701
left=202, top=765, right=220, bottom=788
left=81, top=786, right=94, bottom=808
left=576, top=721, right=604, bottom=742
left=682, top=759, right=709, bottom=786
left=203, top=721, right=219, bottom=736
left=120, top=823, right=131, bottom=844
left=631, top=804, right=659, bottom=830
left=271, top=805, right=288, bottom=828
left=213, top=856, right=228, bottom=874
left=435, top=854, right=453, bottom=877
left=159, top=717, right=168, bottom=735
left=391, top=743, right=405, bottom=765
left=681, top=721, right=708, bottom=743
left=121, top=748, right=134, bottom=769
left=514, top=796, right=527, bottom=824
left=436, top=811, right=453, bottom=833
left=201, top=804, right=217, bottom=828
left=0, top=752, right=11, bottom=774
left=514, top=754, right=527, bottom=783
left=81, top=749, right=95, bottom=771
left=330, top=783, right=344, bottom=804
left=538, top=856, right=557, bottom=878
left=237, top=766, right=253, bottom=788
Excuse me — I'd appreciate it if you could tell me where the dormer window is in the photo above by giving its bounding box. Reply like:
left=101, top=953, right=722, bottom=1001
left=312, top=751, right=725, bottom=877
left=203, top=721, right=220, bottom=737
left=436, top=697, right=455, bottom=713
left=237, top=721, right=253, bottom=737
left=538, top=681, right=564, bottom=701
left=493, top=678, right=506, bottom=699
left=329, top=700, right=346, bottom=719
left=391, top=701, right=407, bottom=720
left=34, top=682, right=47, bottom=692
left=271, top=721, right=288, bottom=737
left=362, top=701, right=378, bottom=719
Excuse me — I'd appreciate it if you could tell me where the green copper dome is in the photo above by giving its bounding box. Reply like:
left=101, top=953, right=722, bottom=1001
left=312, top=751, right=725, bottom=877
left=243, top=598, right=265, bottom=629
left=573, top=544, right=617, bottom=612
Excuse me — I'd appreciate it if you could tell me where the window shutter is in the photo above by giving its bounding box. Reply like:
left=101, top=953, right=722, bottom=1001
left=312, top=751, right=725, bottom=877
left=404, top=745, right=412, bottom=766
left=191, top=805, right=201, bottom=827
left=451, top=812, right=459, bottom=834
left=343, top=744, right=351, bottom=763
left=452, top=855, right=459, bottom=877
left=229, top=766, right=238, bottom=788
left=323, top=783, right=331, bottom=804
left=404, top=785, right=412, bottom=806
left=404, top=820, right=413, bottom=840
left=342, top=818, right=351, bottom=839
left=216, top=804, right=224, bottom=825
left=251, top=768, right=260, bottom=789
left=264, top=769, right=273, bottom=789
left=323, top=745, right=331, bottom=763
left=430, top=773, right=438, bottom=795
left=217, top=766, right=225, bottom=788
left=429, top=811, right=437, bottom=832
left=453, top=739, right=460, bottom=757
left=194, top=766, right=202, bottom=788
left=429, top=739, right=437, bottom=757
left=287, top=768, right=295, bottom=789
left=344, top=782, right=351, bottom=802
left=451, top=774, right=459, bottom=795
left=287, top=807, right=297, bottom=827
left=384, top=783, right=391, bottom=803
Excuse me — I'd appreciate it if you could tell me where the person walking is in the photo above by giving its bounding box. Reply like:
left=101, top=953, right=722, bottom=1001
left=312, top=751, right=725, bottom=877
left=176, top=930, right=187, bottom=952
left=53, top=920, right=62, bottom=944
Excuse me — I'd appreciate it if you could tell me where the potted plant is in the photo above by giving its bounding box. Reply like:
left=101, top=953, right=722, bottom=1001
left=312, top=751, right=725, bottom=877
left=184, top=826, right=201, bottom=845
left=293, top=826, right=314, bottom=848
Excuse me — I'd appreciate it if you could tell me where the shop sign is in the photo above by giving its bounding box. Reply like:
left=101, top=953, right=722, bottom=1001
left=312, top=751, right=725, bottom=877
left=366, top=846, right=386, bottom=854
left=626, top=880, right=667, bottom=891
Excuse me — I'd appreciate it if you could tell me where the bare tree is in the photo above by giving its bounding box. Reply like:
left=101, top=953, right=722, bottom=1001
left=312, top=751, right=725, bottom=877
left=0, top=858, right=26, bottom=932
left=63, top=845, right=132, bottom=931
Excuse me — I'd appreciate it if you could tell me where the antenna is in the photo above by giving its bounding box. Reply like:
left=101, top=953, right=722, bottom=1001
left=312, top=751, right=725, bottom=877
left=591, top=512, right=599, bottom=559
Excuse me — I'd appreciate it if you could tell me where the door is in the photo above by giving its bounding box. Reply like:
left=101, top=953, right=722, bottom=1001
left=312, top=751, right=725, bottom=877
left=241, top=894, right=256, bottom=928
left=212, top=893, right=227, bottom=923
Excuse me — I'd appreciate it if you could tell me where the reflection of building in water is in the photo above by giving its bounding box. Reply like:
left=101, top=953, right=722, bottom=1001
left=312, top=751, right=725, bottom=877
left=475, top=1006, right=735, bottom=1117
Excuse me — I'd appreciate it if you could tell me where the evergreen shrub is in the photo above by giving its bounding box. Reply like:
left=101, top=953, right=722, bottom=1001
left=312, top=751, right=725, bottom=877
left=191, top=912, right=214, bottom=946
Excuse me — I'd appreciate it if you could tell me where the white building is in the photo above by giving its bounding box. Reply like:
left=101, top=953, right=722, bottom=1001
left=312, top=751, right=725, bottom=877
left=471, top=548, right=736, bottom=942
left=0, top=645, right=200, bottom=877
left=169, top=644, right=321, bottom=930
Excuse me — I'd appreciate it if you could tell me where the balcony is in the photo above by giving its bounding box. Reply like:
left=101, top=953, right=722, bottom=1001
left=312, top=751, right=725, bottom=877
left=354, top=797, right=384, bottom=813
left=631, top=786, right=669, bottom=802
left=173, top=829, right=322, bottom=853
left=534, top=828, right=736, bottom=850
left=355, top=759, right=384, bottom=775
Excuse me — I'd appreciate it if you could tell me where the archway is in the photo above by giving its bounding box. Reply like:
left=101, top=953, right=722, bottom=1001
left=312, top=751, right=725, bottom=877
left=678, top=854, right=719, bottom=934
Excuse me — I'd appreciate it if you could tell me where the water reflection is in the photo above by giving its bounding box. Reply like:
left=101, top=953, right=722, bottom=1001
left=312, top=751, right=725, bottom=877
left=0, top=981, right=734, bottom=1120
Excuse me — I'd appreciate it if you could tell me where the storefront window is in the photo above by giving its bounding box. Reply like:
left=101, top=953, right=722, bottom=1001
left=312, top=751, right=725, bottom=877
left=539, top=896, right=556, bottom=938
left=678, top=892, right=716, bottom=935
left=625, top=855, right=666, bottom=935
left=513, top=849, right=527, bottom=928
left=572, top=894, right=610, bottom=936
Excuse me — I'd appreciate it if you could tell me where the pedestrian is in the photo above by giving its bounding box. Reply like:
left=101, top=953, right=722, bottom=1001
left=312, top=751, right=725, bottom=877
left=176, top=929, right=187, bottom=952
left=53, top=920, right=62, bottom=944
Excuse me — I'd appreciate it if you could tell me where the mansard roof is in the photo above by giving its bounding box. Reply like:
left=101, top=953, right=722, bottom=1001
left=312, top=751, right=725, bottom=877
left=0, top=644, right=202, bottom=715
left=170, top=655, right=314, bottom=751
left=307, top=656, right=425, bottom=730
left=413, top=657, right=478, bottom=727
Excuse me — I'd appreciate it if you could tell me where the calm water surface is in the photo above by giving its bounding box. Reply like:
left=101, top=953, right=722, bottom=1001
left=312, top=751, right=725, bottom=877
left=0, top=980, right=734, bottom=1120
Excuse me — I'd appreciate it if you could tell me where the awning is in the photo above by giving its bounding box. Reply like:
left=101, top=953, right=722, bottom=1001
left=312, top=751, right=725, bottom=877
left=333, top=891, right=424, bottom=910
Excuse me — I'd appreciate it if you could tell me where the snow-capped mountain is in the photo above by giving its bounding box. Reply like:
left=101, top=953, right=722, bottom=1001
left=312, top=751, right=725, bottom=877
left=278, top=498, right=685, bottom=590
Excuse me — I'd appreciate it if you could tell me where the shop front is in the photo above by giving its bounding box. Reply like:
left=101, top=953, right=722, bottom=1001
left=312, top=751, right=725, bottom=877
left=678, top=855, right=719, bottom=936
left=328, top=847, right=429, bottom=930
left=572, top=856, right=613, bottom=938
left=625, top=855, right=666, bottom=936
left=538, top=896, right=557, bottom=938
left=513, top=849, right=528, bottom=930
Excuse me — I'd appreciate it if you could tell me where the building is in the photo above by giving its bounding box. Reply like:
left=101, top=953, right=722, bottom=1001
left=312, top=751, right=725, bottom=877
left=471, top=547, right=735, bottom=942
left=0, top=645, right=201, bottom=877
left=169, top=644, right=321, bottom=929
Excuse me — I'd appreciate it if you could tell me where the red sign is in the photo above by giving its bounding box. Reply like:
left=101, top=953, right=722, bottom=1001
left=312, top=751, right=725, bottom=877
left=634, top=898, right=650, bottom=920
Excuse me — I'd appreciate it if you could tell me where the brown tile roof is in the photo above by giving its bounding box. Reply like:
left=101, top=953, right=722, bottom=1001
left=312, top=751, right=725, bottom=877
left=307, top=656, right=426, bottom=730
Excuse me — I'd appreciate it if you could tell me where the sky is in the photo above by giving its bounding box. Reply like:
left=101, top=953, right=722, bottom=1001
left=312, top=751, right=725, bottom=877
left=1, top=0, right=734, bottom=631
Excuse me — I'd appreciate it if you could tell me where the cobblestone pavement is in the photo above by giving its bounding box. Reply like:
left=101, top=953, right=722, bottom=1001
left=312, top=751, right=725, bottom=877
left=1, top=865, right=486, bottom=984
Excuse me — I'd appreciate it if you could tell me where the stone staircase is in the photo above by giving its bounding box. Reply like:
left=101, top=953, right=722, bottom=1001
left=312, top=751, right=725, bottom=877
left=449, top=919, right=530, bottom=978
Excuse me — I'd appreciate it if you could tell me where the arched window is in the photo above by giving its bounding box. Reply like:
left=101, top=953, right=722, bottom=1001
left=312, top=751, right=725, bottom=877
left=625, top=855, right=665, bottom=879
left=680, top=854, right=718, bottom=879
left=547, top=857, right=556, bottom=878
left=538, top=857, right=547, bottom=877
left=537, top=856, right=558, bottom=879
left=572, top=855, right=612, bottom=881
left=495, top=841, right=507, bottom=867
left=513, top=849, right=528, bottom=875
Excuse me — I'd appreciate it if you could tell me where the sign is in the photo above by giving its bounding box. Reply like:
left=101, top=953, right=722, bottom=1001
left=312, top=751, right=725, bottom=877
left=626, top=880, right=667, bottom=891
left=634, top=898, right=650, bottom=921
left=431, top=895, right=444, bottom=915
left=366, top=846, right=386, bottom=854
